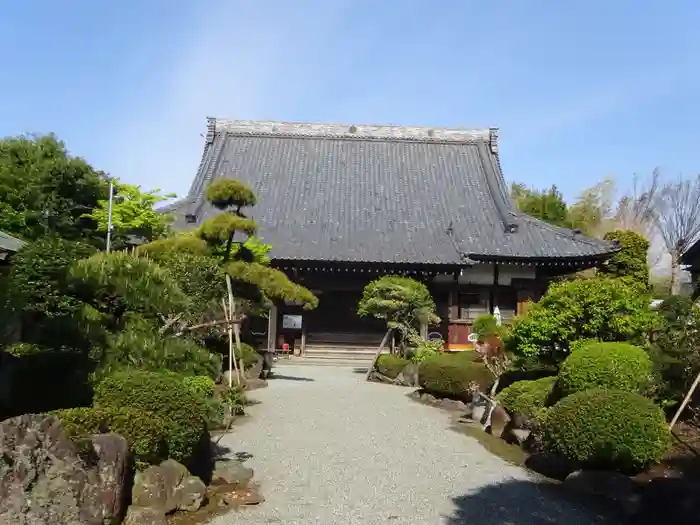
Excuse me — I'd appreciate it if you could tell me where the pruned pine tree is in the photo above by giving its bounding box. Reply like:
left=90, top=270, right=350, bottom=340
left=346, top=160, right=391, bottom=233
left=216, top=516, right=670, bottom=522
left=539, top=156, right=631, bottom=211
left=197, top=179, right=317, bottom=383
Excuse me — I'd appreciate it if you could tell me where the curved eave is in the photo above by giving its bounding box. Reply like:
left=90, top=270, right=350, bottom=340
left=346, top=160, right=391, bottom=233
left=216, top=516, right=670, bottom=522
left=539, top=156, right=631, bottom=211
left=465, top=249, right=619, bottom=267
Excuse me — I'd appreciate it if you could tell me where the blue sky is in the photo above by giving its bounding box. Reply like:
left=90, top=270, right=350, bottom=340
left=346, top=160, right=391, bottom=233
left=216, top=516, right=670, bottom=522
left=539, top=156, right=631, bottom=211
left=1, top=0, right=699, bottom=204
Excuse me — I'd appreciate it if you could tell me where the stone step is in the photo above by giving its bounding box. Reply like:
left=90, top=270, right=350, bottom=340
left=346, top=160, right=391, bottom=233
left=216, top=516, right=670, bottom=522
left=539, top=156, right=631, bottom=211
left=275, top=357, right=371, bottom=368
left=302, top=350, right=377, bottom=360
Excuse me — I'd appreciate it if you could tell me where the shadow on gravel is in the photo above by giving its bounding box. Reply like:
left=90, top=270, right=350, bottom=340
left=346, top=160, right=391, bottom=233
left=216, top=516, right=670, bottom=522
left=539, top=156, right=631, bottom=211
left=444, top=479, right=625, bottom=525
left=268, top=373, right=315, bottom=382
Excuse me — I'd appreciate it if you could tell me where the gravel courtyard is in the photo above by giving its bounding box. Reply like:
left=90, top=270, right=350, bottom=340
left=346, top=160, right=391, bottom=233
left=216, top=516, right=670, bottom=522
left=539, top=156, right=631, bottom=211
left=211, top=365, right=615, bottom=525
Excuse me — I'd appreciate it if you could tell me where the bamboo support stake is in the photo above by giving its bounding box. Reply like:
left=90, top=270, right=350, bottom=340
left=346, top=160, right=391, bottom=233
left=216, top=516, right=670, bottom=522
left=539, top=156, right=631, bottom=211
left=366, top=329, right=393, bottom=380
left=669, top=370, right=700, bottom=431
left=226, top=274, right=243, bottom=385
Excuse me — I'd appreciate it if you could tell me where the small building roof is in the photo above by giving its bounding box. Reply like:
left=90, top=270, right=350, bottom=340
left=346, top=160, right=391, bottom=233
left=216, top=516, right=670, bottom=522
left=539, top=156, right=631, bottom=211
left=0, top=231, right=26, bottom=253
left=175, top=119, right=617, bottom=267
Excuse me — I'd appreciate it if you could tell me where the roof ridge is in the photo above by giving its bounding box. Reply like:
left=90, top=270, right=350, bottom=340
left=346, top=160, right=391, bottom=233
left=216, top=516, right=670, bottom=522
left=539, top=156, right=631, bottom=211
left=208, top=118, right=496, bottom=146
left=516, top=212, right=618, bottom=250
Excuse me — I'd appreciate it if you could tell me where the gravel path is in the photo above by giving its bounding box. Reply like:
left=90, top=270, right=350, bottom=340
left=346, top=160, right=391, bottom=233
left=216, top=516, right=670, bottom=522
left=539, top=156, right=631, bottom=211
left=211, top=365, right=616, bottom=525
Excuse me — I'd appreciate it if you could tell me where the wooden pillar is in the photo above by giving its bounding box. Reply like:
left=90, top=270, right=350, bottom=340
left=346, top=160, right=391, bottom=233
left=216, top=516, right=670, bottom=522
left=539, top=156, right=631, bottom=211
left=489, top=264, right=499, bottom=314
left=267, top=305, right=278, bottom=352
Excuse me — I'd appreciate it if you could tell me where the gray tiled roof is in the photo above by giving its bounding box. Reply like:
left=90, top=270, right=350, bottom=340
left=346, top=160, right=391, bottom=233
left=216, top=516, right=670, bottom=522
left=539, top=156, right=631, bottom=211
left=180, top=119, right=617, bottom=266
left=0, top=231, right=26, bottom=253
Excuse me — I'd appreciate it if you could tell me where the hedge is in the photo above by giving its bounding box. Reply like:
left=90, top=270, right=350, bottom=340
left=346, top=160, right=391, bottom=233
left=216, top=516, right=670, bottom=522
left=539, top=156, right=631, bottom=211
left=52, top=406, right=168, bottom=467
left=94, top=370, right=208, bottom=467
left=542, top=388, right=671, bottom=472
left=556, top=341, right=653, bottom=398
left=375, top=354, right=409, bottom=378
left=418, top=354, right=493, bottom=400
left=496, top=376, right=556, bottom=420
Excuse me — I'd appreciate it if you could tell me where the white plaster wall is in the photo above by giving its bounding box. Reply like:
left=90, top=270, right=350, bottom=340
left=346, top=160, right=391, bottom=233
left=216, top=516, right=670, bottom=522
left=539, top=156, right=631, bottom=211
left=497, top=264, right=536, bottom=286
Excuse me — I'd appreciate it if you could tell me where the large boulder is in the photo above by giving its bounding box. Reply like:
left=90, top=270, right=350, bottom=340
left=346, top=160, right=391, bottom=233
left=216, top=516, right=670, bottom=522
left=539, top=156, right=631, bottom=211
left=0, top=414, right=129, bottom=525
left=123, top=506, right=168, bottom=525
left=212, top=459, right=254, bottom=487
left=395, top=363, right=420, bottom=387
left=132, top=459, right=207, bottom=515
left=86, top=433, right=130, bottom=524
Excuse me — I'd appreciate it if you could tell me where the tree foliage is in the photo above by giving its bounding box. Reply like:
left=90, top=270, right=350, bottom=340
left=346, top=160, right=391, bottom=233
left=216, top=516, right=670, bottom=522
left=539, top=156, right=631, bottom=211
left=82, top=181, right=176, bottom=245
left=599, top=229, right=650, bottom=287
left=197, top=178, right=317, bottom=309
left=3, top=238, right=98, bottom=348
left=510, top=183, right=569, bottom=228
left=358, top=275, right=439, bottom=353
left=507, top=277, right=657, bottom=365
left=0, top=134, right=108, bottom=244
left=649, top=296, right=700, bottom=410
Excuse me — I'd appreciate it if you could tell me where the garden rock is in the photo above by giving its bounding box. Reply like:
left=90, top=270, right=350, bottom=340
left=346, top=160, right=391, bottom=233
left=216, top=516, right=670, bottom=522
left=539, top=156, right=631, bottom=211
left=213, top=459, right=254, bottom=487
left=247, top=353, right=264, bottom=379
left=486, top=404, right=511, bottom=438
left=132, top=459, right=207, bottom=514
left=123, top=505, right=167, bottom=525
left=564, top=470, right=640, bottom=515
left=88, top=433, right=130, bottom=524
left=396, top=363, right=419, bottom=387
left=502, top=424, right=531, bottom=446
left=0, top=414, right=129, bottom=525
left=419, top=392, right=436, bottom=404
left=173, top=475, right=207, bottom=512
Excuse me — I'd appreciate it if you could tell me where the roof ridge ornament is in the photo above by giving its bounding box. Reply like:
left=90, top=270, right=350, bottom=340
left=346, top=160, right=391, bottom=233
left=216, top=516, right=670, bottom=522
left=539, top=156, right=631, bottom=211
left=211, top=119, right=492, bottom=143
left=489, top=128, right=499, bottom=155
left=205, top=117, right=216, bottom=144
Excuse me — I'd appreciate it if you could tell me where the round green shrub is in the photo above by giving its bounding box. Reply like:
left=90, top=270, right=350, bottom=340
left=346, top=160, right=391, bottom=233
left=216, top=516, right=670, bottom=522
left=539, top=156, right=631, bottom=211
left=418, top=354, right=493, bottom=400
left=496, top=376, right=556, bottom=419
left=375, top=354, right=409, bottom=378
left=52, top=406, right=168, bottom=467
left=235, top=343, right=260, bottom=370
left=183, top=375, right=216, bottom=398
left=94, top=370, right=208, bottom=466
left=557, top=342, right=653, bottom=398
left=542, top=388, right=671, bottom=472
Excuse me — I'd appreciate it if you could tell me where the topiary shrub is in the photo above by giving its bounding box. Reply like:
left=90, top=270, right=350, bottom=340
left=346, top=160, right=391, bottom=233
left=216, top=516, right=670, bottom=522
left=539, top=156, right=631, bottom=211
left=52, top=406, right=168, bottom=467
left=541, top=388, right=671, bottom=473
left=556, top=341, right=653, bottom=398
left=183, top=375, right=222, bottom=428
left=183, top=375, right=216, bottom=398
left=94, top=370, right=208, bottom=468
left=234, top=343, right=260, bottom=370
left=375, top=354, right=409, bottom=378
left=496, top=376, right=556, bottom=420
left=418, top=354, right=493, bottom=400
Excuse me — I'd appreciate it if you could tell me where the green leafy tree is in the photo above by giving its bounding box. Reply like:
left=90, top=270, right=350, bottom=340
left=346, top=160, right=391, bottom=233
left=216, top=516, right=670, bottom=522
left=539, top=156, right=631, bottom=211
left=510, top=183, right=569, bottom=228
left=357, top=275, right=440, bottom=356
left=507, top=277, right=657, bottom=365
left=0, top=134, right=108, bottom=244
left=649, top=296, right=700, bottom=409
left=197, top=178, right=317, bottom=309
left=599, top=229, right=650, bottom=288
left=3, top=237, right=98, bottom=348
left=193, top=177, right=317, bottom=385
left=82, top=181, right=176, bottom=245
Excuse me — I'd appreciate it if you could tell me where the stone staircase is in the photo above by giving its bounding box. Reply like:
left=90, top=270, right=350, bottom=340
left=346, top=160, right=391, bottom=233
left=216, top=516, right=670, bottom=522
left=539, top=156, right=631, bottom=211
left=277, top=331, right=387, bottom=367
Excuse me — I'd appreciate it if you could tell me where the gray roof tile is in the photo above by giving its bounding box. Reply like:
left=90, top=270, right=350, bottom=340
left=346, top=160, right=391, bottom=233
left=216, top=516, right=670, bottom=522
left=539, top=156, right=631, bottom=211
left=180, top=119, right=616, bottom=266
left=0, top=231, right=26, bottom=253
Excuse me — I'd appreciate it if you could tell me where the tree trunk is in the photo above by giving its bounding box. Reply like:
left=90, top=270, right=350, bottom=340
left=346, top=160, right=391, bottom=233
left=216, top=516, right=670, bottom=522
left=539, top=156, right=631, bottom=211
left=670, top=249, right=682, bottom=296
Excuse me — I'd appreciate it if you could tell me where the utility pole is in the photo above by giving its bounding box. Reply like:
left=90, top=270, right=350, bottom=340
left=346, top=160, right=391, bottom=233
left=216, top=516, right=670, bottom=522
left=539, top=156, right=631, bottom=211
left=106, top=180, right=114, bottom=253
